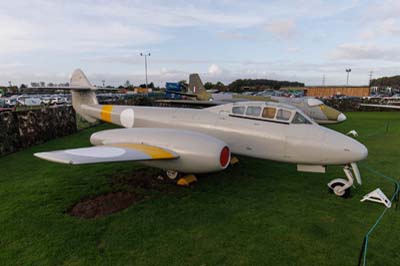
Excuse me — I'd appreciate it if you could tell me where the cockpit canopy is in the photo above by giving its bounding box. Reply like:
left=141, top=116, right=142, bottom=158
left=307, top=98, right=324, bottom=107
left=231, top=102, right=312, bottom=125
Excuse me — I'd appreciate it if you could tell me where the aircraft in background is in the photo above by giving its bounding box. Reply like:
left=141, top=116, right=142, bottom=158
left=360, top=103, right=400, bottom=110
left=35, top=69, right=367, bottom=197
left=161, top=74, right=347, bottom=125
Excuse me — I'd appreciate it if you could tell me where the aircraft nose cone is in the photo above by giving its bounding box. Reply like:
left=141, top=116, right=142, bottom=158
left=355, top=142, right=368, bottom=161
left=322, top=128, right=368, bottom=164
left=337, top=113, right=347, bottom=122
left=345, top=140, right=368, bottom=162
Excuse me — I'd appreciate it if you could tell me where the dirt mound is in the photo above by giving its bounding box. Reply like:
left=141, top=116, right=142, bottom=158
left=110, top=170, right=179, bottom=193
left=68, top=170, right=181, bottom=219
left=68, top=191, right=139, bottom=219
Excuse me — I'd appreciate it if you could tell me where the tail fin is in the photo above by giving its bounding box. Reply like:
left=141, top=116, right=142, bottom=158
left=70, top=69, right=98, bottom=122
left=188, top=73, right=205, bottom=94
left=188, top=73, right=212, bottom=101
left=71, top=69, right=93, bottom=88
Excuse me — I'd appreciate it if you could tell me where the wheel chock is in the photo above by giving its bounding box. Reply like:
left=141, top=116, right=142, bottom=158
left=230, top=156, right=239, bottom=165
left=177, top=174, right=197, bottom=187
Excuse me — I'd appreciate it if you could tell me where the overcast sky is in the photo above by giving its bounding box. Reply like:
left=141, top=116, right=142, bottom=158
left=1, top=0, right=400, bottom=87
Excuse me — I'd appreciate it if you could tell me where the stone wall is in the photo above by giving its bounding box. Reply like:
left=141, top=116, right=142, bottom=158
left=0, top=106, right=77, bottom=156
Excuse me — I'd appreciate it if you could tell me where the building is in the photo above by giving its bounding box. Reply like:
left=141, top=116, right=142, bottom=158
left=281, top=86, right=370, bottom=97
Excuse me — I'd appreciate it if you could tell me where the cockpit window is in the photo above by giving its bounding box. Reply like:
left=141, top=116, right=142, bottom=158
left=232, top=106, right=245, bottom=115
left=292, top=112, right=312, bottom=124
left=307, top=98, right=324, bottom=107
left=246, top=106, right=262, bottom=117
left=276, top=109, right=291, bottom=121
left=262, top=107, right=276, bottom=119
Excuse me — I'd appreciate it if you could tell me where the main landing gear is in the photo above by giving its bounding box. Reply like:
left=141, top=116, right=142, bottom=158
left=165, top=170, right=197, bottom=187
left=327, top=163, right=362, bottom=198
left=166, top=170, right=179, bottom=180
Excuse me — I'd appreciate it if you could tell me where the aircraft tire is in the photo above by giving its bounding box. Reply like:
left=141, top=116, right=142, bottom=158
left=330, top=181, right=351, bottom=198
left=166, top=170, right=180, bottom=180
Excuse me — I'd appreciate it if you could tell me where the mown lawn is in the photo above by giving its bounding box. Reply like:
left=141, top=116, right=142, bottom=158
left=0, top=112, right=399, bottom=266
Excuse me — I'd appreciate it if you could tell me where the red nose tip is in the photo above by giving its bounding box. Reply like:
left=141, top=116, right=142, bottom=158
left=220, top=146, right=230, bottom=168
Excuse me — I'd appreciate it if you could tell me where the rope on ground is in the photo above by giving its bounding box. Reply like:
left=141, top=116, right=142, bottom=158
left=357, top=163, right=399, bottom=266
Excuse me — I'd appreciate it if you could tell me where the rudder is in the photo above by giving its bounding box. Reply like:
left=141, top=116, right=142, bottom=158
left=70, top=69, right=98, bottom=123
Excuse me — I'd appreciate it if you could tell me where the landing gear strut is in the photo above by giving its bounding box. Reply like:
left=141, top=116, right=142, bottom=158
left=328, top=163, right=362, bottom=198
left=165, top=170, right=197, bottom=186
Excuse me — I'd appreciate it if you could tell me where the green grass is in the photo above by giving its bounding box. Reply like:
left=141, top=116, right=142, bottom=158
left=0, top=112, right=399, bottom=266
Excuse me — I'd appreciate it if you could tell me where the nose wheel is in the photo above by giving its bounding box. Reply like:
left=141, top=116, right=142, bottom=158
left=330, top=181, right=351, bottom=198
left=328, top=163, right=362, bottom=198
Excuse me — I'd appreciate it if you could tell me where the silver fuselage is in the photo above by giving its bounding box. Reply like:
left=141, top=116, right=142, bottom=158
left=81, top=102, right=367, bottom=166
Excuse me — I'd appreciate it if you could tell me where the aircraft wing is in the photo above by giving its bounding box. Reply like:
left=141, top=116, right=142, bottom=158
left=165, top=90, right=197, bottom=98
left=156, top=99, right=218, bottom=106
left=155, top=98, right=246, bottom=107
left=34, top=143, right=179, bottom=165
left=361, top=103, right=400, bottom=109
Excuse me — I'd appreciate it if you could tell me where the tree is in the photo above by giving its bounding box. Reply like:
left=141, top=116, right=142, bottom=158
left=178, top=80, right=188, bottom=90
left=228, top=79, right=304, bottom=92
left=215, top=81, right=225, bottom=89
left=204, top=82, right=213, bottom=90
left=371, top=75, right=400, bottom=87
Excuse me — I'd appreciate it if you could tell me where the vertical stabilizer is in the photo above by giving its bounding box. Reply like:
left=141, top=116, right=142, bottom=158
left=189, top=74, right=205, bottom=94
left=71, top=69, right=93, bottom=88
left=188, top=73, right=212, bottom=101
left=70, top=69, right=98, bottom=123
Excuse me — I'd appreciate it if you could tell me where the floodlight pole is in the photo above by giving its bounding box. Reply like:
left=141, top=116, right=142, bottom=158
left=346, top=69, right=351, bottom=86
left=369, top=71, right=373, bottom=86
left=140, top=52, right=151, bottom=89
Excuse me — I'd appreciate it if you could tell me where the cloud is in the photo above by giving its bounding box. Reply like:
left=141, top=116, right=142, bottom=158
left=286, top=47, right=301, bottom=53
left=208, top=64, right=223, bottom=75
left=330, top=43, right=400, bottom=61
left=0, top=0, right=265, bottom=55
left=264, top=19, right=296, bottom=39
left=216, top=31, right=252, bottom=41
left=359, top=18, right=400, bottom=40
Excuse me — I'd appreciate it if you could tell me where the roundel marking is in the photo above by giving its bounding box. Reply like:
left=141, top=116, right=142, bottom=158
left=66, top=147, right=125, bottom=158
left=120, top=109, right=135, bottom=128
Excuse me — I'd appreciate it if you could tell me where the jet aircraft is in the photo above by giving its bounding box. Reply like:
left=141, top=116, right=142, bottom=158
left=35, top=69, right=367, bottom=197
left=161, top=74, right=347, bottom=124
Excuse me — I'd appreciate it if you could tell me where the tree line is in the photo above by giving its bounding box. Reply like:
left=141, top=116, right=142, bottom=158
left=370, top=75, right=400, bottom=87
left=203, top=79, right=304, bottom=92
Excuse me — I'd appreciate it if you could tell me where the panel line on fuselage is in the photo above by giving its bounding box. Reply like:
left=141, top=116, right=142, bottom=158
left=228, top=114, right=290, bottom=125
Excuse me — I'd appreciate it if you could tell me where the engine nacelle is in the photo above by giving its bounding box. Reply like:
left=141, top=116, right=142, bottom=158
left=90, top=128, right=231, bottom=174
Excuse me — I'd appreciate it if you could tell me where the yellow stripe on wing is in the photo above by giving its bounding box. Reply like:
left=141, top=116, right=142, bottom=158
left=111, top=143, right=177, bottom=160
left=101, top=105, right=113, bottom=123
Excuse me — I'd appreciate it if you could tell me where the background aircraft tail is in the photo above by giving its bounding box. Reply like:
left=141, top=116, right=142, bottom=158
left=188, top=73, right=212, bottom=101
left=188, top=74, right=205, bottom=94
left=69, top=69, right=99, bottom=122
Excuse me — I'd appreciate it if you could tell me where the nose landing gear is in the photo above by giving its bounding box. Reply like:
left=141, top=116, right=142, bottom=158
left=328, top=163, right=362, bottom=198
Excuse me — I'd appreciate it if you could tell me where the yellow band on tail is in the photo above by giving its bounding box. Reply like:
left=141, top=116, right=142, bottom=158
left=101, top=105, right=113, bottom=123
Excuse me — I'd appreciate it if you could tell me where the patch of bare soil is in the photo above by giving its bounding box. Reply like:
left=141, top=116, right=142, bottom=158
left=68, top=170, right=182, bottom=219
left=68, top=191, right=139, bottom=219
left=110, top=169, right=180, bottom=193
